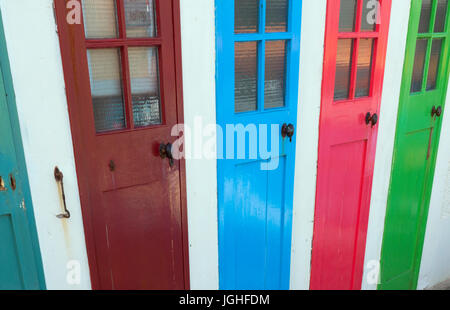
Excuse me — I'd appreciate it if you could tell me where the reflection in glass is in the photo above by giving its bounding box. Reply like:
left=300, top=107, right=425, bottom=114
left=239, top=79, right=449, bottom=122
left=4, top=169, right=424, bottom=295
left=356, top=39, right=374, bottom=98
left=235, top=42, right=258, bottom=112
left=265, top=40, right=287, bottom=109
left=266, top=0, right=288, bottom=32
left=87, top=49, right=126, bottom=132
left=434, top=0, right=448, bottom=33
left=235, top=0, right=259, bottom=33
left=334, top=39, right=354, bottom=100
left=361, top=0, right=377, bottom=31
left=124, top=0, right=157, bottom=38
left=339, top=0, right=357, bottom=32
left=82, top=0, right=119, bottom=39
left=418, top=0, right=432, bottom=33
left=427, top=39, right=443, bottom=91
left=411, top=39, right=428, bottom=93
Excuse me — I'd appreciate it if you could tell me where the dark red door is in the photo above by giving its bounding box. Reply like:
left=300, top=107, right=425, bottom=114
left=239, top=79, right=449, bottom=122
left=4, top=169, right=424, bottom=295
left=54, top=0, right=189, bottom=289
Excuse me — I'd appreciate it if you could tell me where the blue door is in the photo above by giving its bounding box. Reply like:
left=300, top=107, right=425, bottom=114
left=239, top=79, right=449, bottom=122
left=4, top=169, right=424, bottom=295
left=216, top=0, right=302, bottom=289
left=0, top=13, right=45, bottom=289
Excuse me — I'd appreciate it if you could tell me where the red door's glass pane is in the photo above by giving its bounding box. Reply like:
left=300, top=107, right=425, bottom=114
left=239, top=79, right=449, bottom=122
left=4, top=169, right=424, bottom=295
left=334, top=39, right=354, bottom=100
left=434, top=0, right=448, bottom=33
left=124, top=0, right=157, bottom=38
left=265, top=0, right=288, bottom=33
left=235, top=42, right=258, bottom=112
left=339, top=0, right=357, bottom=32
left=82, top=0, right=119, bottom=39
left=411, top=39, right=428, bottom=93
left=235, top=0, right=259, bottom=34
left=265, top=40, right=286, bottom=109
left=355, top=39, right=375, bottom=98
left=87, top=48, right=126, bottom=132
left=426, top=39, right=443, bottom=90
left=361, top=0, right=377, bottom=31
left=418, top=0, right=433, bottom=33
left=128, top=47, right=162, bottom=127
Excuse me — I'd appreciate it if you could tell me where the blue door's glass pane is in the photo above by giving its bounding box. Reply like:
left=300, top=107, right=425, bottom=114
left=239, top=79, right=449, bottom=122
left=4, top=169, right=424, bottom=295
left=418, top=0, right=433, bottom=33
left=411, top=39, right=428, bottom=93
left=334, top=39, right=354, bottom=100
left=265, top=40, right=286, bottom=109
left=265, top=0, right=288, bottom=33
left=235, top=0, right=259, bottom=34
left=124, top=0, right=157, bottom=38
left=87, top=48, right=126, bottom=133
left=427, top=39, right=443, bottom=90
left=235, top=42, right=258, bottom=113
left=434, top=0, right=448, bottom=33
left=82, top=0, right=119, bottom=39
left=355, top=38, right=374, bottom=98
left=339, top=0, right=357, bottom=32
left=128, top=47, right=162, bottom=127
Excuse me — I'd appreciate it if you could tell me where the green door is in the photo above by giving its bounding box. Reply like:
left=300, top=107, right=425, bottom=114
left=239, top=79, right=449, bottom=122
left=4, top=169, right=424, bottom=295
left=0, top=12, right=45, bottom=290
left=379, top=0, right=450, bottom=290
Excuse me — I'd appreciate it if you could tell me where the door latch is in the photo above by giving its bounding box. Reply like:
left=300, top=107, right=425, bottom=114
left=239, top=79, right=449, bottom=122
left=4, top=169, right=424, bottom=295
left=54, top=167, right=70, bottom=219
left=159, top=143, right=175, bottom=167
left=365, top=112, right=378, bottom=127
left=281, top=123, right=295, bottom=142
left=431, top=106, right=442, bottom=118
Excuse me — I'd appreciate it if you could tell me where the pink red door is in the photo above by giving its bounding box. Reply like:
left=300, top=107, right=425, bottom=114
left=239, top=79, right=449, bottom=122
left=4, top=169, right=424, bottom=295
left=310, top=0, right=392, bottom=290
left=54, top=0, right=189, bottom=289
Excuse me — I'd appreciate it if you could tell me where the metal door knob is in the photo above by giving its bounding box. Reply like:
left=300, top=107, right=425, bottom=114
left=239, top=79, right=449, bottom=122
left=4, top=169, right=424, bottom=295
left=431, top=106, right=442, bottom=117
left=365, top=112, right=378, bottom=127
left=281, top=123, right=295, bottom=142
left=159, top=143, right=174, bottom=167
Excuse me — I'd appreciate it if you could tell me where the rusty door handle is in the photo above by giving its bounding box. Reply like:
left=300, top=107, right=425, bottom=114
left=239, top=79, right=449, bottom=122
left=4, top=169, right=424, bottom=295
left=431, top=106, right=442, bottom=118
left=365, top=112, right=378, bottom=127
left=55, top=167, right=70, bottom=219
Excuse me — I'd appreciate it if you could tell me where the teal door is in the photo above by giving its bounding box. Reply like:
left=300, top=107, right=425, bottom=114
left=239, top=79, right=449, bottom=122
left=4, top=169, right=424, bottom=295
left=0, top=13, right=45, bottom=290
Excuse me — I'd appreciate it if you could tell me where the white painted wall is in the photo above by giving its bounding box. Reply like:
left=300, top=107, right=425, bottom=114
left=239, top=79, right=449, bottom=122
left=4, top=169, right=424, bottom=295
left=179, top=0, right=218, bottom=289
left=0, top=0, right=91, bottom=289
left=418, top=80, right=450, bottom=290
left=362, top=0, right=411, bottom=290
left=290, top=0, right=326, bottom=290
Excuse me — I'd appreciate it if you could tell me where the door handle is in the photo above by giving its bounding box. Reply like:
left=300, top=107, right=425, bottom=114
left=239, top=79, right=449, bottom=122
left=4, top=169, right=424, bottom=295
left=159, top=142, right=175, bottom=167
left=431, top=106, right=442, bottom=118
left=281, top=123, right=295, bottom=142
left=365, top=112, right=378, bottom=128
left=54, top=167, right=70, bottom=219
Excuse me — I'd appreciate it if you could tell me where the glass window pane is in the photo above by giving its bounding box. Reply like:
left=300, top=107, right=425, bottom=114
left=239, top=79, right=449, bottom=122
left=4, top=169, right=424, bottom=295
left=361, top=0, right=377, bottom=31
left=356, top=39, right=375, bottom=98
left=265, top=40, right=286, bottom=109
left=434, top=0, right=448, bottom=33
left=124, top=0, right=157, bottom=38
left=266, top=0, right=288, bottom=33
left=235, top=42, right=258, bottom=113
left=339, top=0, right=357, bottom=32
left=427, top=39, right=443, bottom=90
left=334, top=39, right=354, bottom=100
left=235, top=0, right=259, bottom=34
left=418, top=0, right=433, bottom=33
left=411, top=39, right=428, bottom=93
left=87, top=49, right=126, bottom=133
left=128, top=47, right=162, bottom=127
left=82, top=0, right=119, bottom=39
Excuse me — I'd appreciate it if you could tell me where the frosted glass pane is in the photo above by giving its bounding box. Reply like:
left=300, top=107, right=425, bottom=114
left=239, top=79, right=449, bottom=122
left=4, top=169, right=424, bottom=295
left=265, top=40, right=286, bottom=109
left=427, top=39, right=443, bottom=90
left=266, top=0, right=288, bottom=33
left=411, top=39, right=428, bottom=93
left=334, top=39, right=354, bottom=100
left=235, top=42, right=258, bottom=113
left=434, top=0, right=448, bottom=32
left=235, top=0, right=259, bottom=34
left=124, top=0, right=157, bottom=38
left=355, top=39, right=374, bottom=98
left=361, top=0, right=377, bottom=31
left=339, top=0, right=357, bottom=32
left=82, top=0, right=118, bottom=39
left=87, top=49, right=126, bottom=132
left=128, top=47, right=162, bottom=127
left=418, top=0, right=432, bottom=33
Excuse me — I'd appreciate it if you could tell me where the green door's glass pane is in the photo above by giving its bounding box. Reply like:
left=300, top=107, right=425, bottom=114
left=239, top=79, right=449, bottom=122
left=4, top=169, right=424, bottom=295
left=265, top=40, right=286, bottom=109
left=235, top=0, right=259, bottom=34
left=124, top=0, right=157, bottom=38
left=339, top=0, right=357, bottom=32
left=235, top=42, right=258, bottom=112
left=266, top=0, right=288, bottom=33
left=334, top=39, right=354, bottom=100
left=87, top=48, right=126, bottom=132
left=410, top=39, right=428, bottom=93
left=361, top=0, right=377, bottom=31
left=434, top=0, right=448, bottom=33
left=418, top=0, right=432, bottom=33
left=82, top=0, right=119, bottom=39
left=426, top=39, right=443, bottom=90
left=128, top=47, right=162, bottom=127
left=356, top=39, right=375, bottom=98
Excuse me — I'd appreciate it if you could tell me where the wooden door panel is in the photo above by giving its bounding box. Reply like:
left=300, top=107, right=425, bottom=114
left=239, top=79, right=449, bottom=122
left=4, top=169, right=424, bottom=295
left=0, top=214, right=23, bottom=289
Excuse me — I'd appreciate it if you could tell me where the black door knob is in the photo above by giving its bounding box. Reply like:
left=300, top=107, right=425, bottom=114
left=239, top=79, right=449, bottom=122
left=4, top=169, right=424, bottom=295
left=281, top=123, right=295, bottom=142
left=431, top=106, right=442, bottom=117
left=365, top=112, right=378, bottom=127
left=159, top=142, right=174, bottom=167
